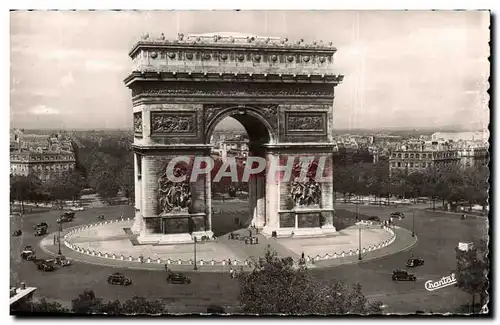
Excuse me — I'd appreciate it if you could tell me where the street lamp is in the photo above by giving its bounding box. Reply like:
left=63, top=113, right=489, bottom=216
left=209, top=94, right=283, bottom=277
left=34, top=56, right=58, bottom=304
left=358, top=227, right=362, bottom=260
left=57, top=222, right=63, bottom=255
left=193, top=237, right=198, bottom=271
left=412, top=210, right=415, bottom=237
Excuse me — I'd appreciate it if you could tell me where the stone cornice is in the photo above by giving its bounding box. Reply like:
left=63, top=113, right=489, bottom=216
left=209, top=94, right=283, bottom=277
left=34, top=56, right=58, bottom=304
left=124, top=71, right=343, bottom=87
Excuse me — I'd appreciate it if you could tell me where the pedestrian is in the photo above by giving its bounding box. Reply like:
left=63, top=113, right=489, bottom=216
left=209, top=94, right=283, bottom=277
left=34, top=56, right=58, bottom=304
left=53, top=235, right=56, bottom=245
left=229, top=268, right=234, bottom=278
left=301, top=252, right=305, bottom=259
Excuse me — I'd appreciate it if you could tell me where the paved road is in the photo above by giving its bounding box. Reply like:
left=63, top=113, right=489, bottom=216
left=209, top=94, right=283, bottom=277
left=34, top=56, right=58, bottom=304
left=10, top=203, right=486, bottom=314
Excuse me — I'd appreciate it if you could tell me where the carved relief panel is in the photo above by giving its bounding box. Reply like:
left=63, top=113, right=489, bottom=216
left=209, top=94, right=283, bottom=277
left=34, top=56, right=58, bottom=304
left=150, top=111, right=197, bottom=136
left=285, top=112, right=327, bottom=135
left=134, top=112, right=143, bottom=137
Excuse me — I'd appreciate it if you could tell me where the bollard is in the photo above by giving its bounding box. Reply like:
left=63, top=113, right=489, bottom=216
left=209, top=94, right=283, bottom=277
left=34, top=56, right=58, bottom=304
left=112, top=254, right=116, bottom=259
left=120, top=255, right=124, bottom=260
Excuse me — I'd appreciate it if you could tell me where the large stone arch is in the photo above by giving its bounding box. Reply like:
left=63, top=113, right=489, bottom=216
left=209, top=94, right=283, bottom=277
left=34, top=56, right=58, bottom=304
left=126, top=32, right=343, bottom=244
left=204, top=104, right=277, bottom=145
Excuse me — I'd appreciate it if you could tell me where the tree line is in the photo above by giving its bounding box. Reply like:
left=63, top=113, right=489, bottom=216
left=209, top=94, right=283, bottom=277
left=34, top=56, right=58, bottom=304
left=333, top=160, right=489, bottom=211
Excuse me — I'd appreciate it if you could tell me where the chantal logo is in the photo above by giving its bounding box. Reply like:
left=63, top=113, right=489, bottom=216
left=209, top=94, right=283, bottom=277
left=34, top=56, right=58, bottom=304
left=425, top=273, right=457, bottom=291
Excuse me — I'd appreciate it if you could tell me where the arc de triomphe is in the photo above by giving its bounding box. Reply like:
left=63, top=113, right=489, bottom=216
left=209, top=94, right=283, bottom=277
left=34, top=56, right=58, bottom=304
left=125, top=32, right=344, bottom=244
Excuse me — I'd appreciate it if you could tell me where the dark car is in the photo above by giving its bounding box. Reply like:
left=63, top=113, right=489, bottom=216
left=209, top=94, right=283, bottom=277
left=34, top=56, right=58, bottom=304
left=392, top=269, right=416, bottom=281
left=406, top=258, right=425, bottom=267
left=35, top=259, right=56, bottom=272
left=107, top=272, right=132, bottom=286
left=34, top=227, right=48, bottom=236
left=57, top=212, right=75, bottom=223
left=368, top=216, right=381, bottom=222
left=207, top=305, right=226, bottom=314
left=13, top=229, right=22, bottom=237
left=33, top=222, right=48, bottom=230
left=20, top=251, right=36, bottom=261
left=166, top=272, right=191, bottom=284
left=390, top=212, right=405, bottom=219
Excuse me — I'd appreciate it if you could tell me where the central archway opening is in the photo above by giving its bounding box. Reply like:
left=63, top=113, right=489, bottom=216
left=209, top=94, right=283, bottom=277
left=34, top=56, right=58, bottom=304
left=207, top=109, right=272, bottom=237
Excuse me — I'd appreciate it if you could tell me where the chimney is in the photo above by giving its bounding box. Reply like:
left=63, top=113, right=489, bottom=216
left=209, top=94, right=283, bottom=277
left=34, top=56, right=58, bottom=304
left=20, top=282, right=26, bottom=290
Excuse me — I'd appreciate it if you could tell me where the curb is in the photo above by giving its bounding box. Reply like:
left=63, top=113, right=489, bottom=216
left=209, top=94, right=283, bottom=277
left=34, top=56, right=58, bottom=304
left=39, top=220, right=404, bottom=272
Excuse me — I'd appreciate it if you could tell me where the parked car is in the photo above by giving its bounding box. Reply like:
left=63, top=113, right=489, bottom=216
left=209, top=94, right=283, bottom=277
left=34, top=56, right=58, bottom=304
left=12, top=229, right=22, bottom=237
left=392, top=269, right=416, bottom=281
left=107, top=272, right=132, bottom=286
left=390, top=212, right=405, bottom=219
left=166, top=272, right=191, bottom=284
left=406, top=258, right=425, bottom=267
left=33, top=222, right=48, bottom=230
left=35, top=259, right=56, bottom=272
left=368, top=216, right=381, bottom=222
left=206, top=305, right=226, bottom=314
left=20, top=251, right=36, bottom=261
left=97, top=215, right=105, bottom=221
left=55, top=255, right=71, bottom=266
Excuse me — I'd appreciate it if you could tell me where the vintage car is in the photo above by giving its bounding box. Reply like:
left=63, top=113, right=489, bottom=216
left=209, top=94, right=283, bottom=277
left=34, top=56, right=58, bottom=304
left=368, top=216, right=381, bottom=222
left=390, top=212, right=406, bottom=219
left=166, top=272, right=191, bottom=284
left=57, top=212, right=75, bottom=223
left=392, top=269, right=416, bottom=281
left=55, top=255, right=71, bottom=266
left=107, top=272, right=132, bottom=286
left=35, top=259, right=56, bottom=272
left=406, top=258, right=425, bottom=268
left=97, top=215, right=105, bottom=221
left=33, top=222, right=49, bottom=230
left=12, top=229, right=22, bottom=237
left=20, top=250, right=36, bottom=261
left=34, top=227, right=48, bottom=236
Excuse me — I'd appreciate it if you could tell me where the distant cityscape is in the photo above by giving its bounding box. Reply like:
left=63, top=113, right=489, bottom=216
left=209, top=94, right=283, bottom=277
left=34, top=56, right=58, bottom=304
left=10, top=126, right=489, bottom=184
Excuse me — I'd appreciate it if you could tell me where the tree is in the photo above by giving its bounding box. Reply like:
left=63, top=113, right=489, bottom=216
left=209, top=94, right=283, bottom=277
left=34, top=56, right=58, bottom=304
left=120, top=296, right=165, bottom=315
left=455, top=240, right=489, bottom=313
left=10, top=174, right=42, bottom=213
left=11, top=298, right=69, bottom=314
left=71, top=290, right=104, bottom=314
left=239, top=247, right=383, bottom=314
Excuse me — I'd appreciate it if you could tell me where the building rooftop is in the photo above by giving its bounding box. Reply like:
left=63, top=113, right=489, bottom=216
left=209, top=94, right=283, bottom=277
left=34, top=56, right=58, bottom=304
left=10, top=286, right=37, bottom=305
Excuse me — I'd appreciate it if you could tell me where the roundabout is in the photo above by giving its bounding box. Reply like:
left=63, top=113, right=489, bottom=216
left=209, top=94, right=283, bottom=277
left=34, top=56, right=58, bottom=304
left=39, top=214, right=405, bottom=271
left=11, top=203, right=486, bottom=313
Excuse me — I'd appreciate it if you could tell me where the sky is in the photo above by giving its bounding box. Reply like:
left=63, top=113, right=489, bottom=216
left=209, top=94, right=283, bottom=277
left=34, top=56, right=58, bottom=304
left=10, top=10, right=490, bottom=131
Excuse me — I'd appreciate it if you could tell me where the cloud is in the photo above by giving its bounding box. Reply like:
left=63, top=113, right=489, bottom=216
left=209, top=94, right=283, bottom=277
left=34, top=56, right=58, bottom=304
left=85, top=59, right=125, bottom=72
left=60, top=72, right=75, bottom=87
left=30, top=105, right=60, bottom=115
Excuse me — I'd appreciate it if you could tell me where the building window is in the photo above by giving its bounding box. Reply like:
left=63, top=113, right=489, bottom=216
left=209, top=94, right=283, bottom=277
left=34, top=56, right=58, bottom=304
left=416, top=153, right=420, bottom=158
left=397, top=153, right=402, bottom=158
left=391, top=162, right=396, bottom=167
left=405, top=162, right=408, bottom=167
left=410, top=162, right=414, bottom=168
left=404, top=153, right=408, bottom=158
left=397, top=162, right=401, bottom=167
left=392, top=153, right=396, bottom=158
left=414, top=163, right=419, bottom=168
left=410, top=154, right=414, bottom=158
